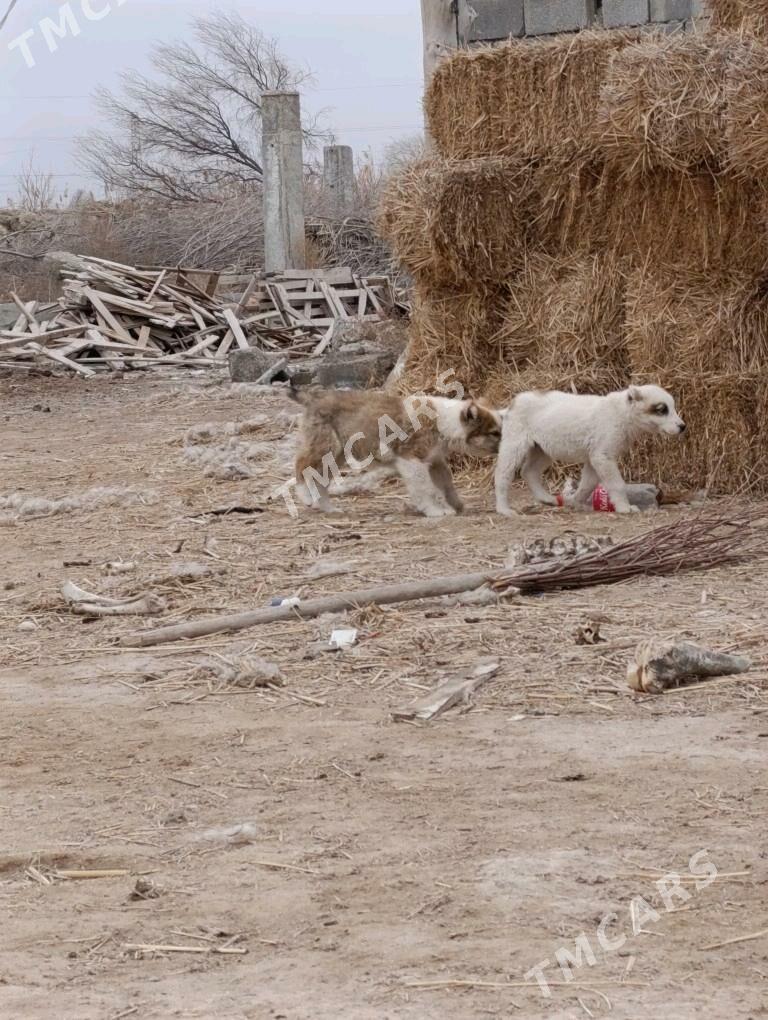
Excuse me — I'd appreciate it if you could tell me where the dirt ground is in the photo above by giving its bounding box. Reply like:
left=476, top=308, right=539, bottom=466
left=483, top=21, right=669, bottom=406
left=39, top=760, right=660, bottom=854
left=1, top=369, right=766, bottom=1020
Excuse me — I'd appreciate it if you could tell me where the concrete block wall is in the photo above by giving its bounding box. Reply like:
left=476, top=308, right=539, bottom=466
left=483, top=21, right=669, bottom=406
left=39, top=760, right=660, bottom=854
left=469, top=0, right=708, bottom=41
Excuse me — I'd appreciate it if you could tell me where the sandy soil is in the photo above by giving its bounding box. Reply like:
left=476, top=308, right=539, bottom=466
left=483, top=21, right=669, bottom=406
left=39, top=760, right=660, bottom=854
left=1, top=369, right=766, bottom=1020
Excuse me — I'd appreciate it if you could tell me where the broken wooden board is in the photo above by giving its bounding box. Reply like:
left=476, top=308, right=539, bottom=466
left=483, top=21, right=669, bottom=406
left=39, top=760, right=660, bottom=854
left=391, top=658, right=501, bottom=722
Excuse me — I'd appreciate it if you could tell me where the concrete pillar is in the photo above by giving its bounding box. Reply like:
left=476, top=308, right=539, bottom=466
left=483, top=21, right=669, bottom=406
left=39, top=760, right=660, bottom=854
left=261, top=91, right=306, bottom=275
left=323, top=145, right=355, bottom=217
left=420, top=0, right=477, bottom=86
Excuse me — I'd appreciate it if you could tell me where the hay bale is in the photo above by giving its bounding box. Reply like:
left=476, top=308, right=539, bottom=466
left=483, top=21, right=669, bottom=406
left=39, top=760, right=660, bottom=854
left=724, top=35, right=768, bottom=178
left=404, top=283, right=509, bottom=399
left=499, top=252, right=629, bottom=384
left=599, top=167, right=768, bottom=272
left=625, top=263, right=768, bottom=376
left=378, top=157, right=535, bottom=287
left=425, top=29, right=644, bottom=161
left=625, top=265, right=768, bottom=491
left=625, top=373, right=768, bottom=493
left=596, top=34, right=736, bottom=173
left=710, top=0, right=768, bottom=38
left=400, top=254, right=629, bottom=406
left=377, top=160, right=432, bottom=280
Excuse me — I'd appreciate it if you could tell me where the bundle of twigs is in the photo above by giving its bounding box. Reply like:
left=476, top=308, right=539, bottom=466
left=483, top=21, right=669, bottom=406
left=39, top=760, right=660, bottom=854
left=492, top=505, right=768, bottom=594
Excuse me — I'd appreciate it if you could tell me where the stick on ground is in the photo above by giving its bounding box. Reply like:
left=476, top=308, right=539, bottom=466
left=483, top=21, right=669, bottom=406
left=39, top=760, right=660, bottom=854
left=119, top=571, right=494, bottom=647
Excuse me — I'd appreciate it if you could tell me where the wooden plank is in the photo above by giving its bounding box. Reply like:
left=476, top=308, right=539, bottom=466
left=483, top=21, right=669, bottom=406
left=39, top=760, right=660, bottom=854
left=222, top=308, right=250, bottom=351
left=10, top=292, right=40, bottom=331
left=146, top=268, right=168, bottom=302
left=282, top=267, right=354, bottom=285
left=391, top=660, right=501, bottom=722
left=319, top=281, right=350, bottom=320
left=165, top=333, right=222, bottom=361
left=81, top=289, right=134, bottom=342
left=0, top=324, right=86, bottom=342
left=234, top=274, right=258, bottom=316
left=216, top=331, right=235, bottom=358
left=26, top=341, right=96, bottom=378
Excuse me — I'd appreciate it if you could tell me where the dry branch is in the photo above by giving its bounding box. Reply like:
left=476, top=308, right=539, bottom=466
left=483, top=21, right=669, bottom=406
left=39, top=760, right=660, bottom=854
left=493, top=505, right=768, bottom=594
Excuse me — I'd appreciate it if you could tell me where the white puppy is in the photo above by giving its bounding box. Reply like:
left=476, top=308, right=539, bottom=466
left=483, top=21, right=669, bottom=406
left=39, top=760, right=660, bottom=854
left=495, top=384, right=686, bottom=515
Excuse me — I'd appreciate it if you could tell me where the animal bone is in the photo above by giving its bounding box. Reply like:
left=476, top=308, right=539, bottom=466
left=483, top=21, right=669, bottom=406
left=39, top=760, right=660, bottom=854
left=61, top=580, right=166, bottom=617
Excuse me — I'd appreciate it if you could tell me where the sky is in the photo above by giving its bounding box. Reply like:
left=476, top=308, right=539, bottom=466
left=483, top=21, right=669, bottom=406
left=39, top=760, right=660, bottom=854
left=0, top=0, right=425, bottom=203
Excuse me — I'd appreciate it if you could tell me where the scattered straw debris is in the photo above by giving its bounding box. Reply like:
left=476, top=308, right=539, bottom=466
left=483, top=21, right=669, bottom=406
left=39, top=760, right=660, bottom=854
left=194, top=654, right=283, bottom=691
left=0, top=486, right=156, bottom=522
left=184, top=417, right=270, bottom=445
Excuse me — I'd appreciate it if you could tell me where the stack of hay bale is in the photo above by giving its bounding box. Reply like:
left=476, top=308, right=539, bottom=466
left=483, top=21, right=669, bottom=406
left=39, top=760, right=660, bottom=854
left=380, top=1, right=768, bottom=492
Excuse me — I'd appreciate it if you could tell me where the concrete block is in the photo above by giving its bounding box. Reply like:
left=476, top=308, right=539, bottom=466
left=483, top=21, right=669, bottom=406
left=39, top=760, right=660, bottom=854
left=0, top=303, right=18, bottom=329
left=229, top=350, right=289, bottom=384
left=469, top=0, right=525, bottom=40
left=650, top=0, right=691, bottom=20
left=228, top=348, right=397, bottom=389
left=603, top=0, right=649, bottom=27
left=524, top=0, right=596, bottom=34
left=657, top=18, right=685, bottom=32
left=312, top=352, right=397, bottom=389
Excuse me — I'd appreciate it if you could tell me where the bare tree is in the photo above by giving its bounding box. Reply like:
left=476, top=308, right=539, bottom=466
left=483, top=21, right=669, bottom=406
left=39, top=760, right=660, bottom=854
left=15, top=154, right=58, bottom=213
left=382, top=134, right=428, bottom=176
left=77, top=10, right=328, bottom=202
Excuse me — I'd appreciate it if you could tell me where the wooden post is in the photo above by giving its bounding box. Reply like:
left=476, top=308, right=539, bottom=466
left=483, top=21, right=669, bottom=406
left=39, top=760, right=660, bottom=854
left=261, top=91, right=306, bottom=274
left=420, top=0, right=478, bottom=86
left=323, top=145, right=355, bottom=218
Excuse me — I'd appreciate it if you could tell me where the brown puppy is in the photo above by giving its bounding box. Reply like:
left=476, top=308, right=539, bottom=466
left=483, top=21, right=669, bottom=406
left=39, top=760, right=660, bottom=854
left=290, top=385, right=501, bottom=517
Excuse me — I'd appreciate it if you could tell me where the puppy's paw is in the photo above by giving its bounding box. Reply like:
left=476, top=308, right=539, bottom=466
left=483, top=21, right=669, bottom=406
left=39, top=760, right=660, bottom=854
left=422, top=505, right=456, bottom=518
left=496, top=505, right=518, bottom=517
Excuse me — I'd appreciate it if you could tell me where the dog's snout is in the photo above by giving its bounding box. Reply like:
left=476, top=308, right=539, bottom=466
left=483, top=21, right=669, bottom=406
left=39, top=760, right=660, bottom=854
left=678, top=422, right=687, bottom=433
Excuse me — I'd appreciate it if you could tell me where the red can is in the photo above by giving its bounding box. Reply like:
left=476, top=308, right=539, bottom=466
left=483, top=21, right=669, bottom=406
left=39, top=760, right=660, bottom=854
left=591, top=486, right=615, bottom=512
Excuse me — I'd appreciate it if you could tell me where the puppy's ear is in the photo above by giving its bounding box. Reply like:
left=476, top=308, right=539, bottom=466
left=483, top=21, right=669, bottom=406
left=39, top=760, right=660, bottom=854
left=627, top=385, right=642, bottom=403
left=462, top=402, right=480, bottom=422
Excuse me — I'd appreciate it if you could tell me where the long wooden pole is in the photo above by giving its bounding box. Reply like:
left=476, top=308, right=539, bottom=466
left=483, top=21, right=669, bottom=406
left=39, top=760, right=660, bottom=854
left=119, top=571, right=494, bottom=648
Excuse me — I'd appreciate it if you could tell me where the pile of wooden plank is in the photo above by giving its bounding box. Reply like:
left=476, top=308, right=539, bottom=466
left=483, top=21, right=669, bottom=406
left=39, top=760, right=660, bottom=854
left=0, top=255, right=397, bottom=376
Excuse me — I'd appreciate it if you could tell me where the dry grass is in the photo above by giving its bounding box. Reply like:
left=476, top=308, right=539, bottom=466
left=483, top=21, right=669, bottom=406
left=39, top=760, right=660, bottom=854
left=378, top=157, right=536, bottom=287
left=626, top=372, right=768, bottom=492
left=497, top=252, right=629, bottom=392
left=724, top=35, right=768, bottom=178
left=625, top=262, right=768, bottom=375
left=405, top=284, right=508, bottom=399
left=425, top=28, right=644, bottom=161
left=596, top=33, right=737, bottom=174
left=599, top=166, right=768, bottom=272
left=622, top=262, right=768, bottom=490
left=710, top=0, right=768, bottom=37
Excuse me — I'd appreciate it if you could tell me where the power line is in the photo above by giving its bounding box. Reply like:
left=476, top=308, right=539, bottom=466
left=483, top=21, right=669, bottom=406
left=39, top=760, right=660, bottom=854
left=0, top=172, right=97, bottom=177
left=0, top=122, right=423, bottom=140
left=0, top=81, right=424, bottom=101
